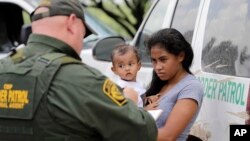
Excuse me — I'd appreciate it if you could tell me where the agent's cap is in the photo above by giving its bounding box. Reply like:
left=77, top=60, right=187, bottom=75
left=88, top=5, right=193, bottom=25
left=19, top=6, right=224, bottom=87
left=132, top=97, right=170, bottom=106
left=30, top=0, right=95, bottom=37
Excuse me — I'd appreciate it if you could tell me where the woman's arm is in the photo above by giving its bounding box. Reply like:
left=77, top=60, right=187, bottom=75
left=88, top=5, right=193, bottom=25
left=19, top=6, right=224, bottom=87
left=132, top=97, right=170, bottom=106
left=158, top=98, right=198, bottom=141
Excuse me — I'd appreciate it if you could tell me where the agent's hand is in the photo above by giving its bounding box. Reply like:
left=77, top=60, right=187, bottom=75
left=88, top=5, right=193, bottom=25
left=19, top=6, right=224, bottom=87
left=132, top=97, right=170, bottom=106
left=123, top=87, right=138, bottom=105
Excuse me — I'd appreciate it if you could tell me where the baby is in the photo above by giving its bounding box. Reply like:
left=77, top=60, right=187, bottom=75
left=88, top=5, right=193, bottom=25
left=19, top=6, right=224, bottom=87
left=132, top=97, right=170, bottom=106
left=111, top=44, right=145, bottom=107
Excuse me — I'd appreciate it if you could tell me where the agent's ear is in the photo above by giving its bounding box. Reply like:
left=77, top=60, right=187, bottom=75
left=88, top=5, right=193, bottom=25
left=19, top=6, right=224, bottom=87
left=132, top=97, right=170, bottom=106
left=66, top=14, right=77, bottom=35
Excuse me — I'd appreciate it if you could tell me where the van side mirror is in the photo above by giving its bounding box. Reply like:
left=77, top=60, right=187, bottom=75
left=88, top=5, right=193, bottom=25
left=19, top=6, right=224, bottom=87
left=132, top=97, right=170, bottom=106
left=93, top=36, right=125, bottom=62
left=20, top=24, right=31, bottom=45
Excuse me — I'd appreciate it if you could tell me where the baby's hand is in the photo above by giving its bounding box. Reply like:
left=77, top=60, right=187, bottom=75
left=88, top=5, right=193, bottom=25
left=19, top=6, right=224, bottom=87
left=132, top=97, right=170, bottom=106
left=123, top=87, right=138, bottom=105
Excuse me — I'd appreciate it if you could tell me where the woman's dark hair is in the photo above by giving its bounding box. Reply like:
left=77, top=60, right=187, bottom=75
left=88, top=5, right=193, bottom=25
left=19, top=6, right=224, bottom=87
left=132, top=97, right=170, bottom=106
left=145, top=28, right=194, bottom=97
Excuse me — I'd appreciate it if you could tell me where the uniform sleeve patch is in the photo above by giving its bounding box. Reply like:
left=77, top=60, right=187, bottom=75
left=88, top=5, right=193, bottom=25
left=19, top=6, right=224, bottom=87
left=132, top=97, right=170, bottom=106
left=103, top=79, right=127, bottom=106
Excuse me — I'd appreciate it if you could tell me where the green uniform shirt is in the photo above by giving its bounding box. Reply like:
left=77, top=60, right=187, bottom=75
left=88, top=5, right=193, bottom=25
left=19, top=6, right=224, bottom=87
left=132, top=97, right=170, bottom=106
left=26, top=34, right=157, bottom=141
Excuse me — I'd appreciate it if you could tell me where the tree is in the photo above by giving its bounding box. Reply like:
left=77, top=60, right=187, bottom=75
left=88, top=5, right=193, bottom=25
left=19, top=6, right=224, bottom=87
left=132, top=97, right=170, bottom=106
left=81, top=0, right=153, bottom=37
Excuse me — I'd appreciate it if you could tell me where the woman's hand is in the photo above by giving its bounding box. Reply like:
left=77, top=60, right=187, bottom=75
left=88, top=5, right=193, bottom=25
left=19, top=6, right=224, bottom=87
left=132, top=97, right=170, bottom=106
left=146, top=94, right=160, bottom=103
left=144, top=94, right=161, bottom=110
left=144, top=101, right=159, bottom=110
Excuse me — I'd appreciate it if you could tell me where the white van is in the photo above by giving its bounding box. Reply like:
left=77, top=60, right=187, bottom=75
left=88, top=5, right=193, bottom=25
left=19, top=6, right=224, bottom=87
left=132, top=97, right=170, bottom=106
left=0, top=0, right=116, bottom=59
left=82, top=0, right=250, bottom=140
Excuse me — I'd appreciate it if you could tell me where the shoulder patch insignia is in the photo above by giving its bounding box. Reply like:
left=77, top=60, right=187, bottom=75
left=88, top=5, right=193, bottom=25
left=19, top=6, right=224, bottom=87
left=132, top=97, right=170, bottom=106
left=103, top=79, right=127, bottom=106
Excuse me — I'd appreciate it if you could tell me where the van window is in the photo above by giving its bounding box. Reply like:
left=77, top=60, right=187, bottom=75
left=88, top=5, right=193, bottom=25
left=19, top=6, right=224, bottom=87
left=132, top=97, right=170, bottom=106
left=136, top=0, right=170, bottom=65
left=171, top=0, right=200, bottom=44
left=201, top=0, right=250, bottom=78
left=0, top=3, right=31, bottom=53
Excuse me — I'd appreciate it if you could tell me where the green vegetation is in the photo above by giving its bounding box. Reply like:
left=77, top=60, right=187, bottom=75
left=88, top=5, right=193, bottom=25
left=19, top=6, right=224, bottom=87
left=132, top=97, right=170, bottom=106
left=86, top=1, right=137, bottom=38
left=22, top=11, right=31, bottom=25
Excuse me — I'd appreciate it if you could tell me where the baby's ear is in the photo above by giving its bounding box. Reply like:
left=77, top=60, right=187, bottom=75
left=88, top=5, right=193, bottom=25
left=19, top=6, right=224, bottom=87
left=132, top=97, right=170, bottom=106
left=138, top=61, right=142, bottom=70
left=111, top=66, right=116, bottom=73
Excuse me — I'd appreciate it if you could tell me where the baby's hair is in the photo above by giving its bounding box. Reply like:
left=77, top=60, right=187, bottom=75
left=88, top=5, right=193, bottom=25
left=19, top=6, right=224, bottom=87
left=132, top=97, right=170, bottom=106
left=111, top=44, right=140, bottom=63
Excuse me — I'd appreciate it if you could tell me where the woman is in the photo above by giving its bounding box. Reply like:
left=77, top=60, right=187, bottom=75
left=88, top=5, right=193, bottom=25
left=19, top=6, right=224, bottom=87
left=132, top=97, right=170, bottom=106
left=145, top=28, right=204, bottom=141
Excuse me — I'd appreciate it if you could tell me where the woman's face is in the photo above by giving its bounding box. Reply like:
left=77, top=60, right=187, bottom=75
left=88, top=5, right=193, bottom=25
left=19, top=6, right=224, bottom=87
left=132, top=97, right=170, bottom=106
left=150, top=44, right=184, bottom=81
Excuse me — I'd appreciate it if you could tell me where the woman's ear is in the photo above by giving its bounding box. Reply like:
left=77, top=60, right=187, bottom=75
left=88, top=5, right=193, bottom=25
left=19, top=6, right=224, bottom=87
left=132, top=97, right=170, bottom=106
left=178, top=51, right=185, bottom=62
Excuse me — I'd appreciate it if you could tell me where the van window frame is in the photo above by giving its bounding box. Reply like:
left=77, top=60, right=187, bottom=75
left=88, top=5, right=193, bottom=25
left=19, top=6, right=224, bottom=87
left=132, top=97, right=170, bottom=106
left=133, top=0, right=172, bottom=67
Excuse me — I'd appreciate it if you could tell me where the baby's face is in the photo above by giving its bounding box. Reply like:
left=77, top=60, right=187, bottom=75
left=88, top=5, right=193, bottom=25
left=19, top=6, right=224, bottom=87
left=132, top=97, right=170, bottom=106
left=112, top=51, right=141, bottom=81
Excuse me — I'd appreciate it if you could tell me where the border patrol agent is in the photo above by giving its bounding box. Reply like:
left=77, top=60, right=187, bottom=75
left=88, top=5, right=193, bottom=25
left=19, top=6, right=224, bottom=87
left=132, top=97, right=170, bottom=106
left=0, top=0, right=157, bottom=141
